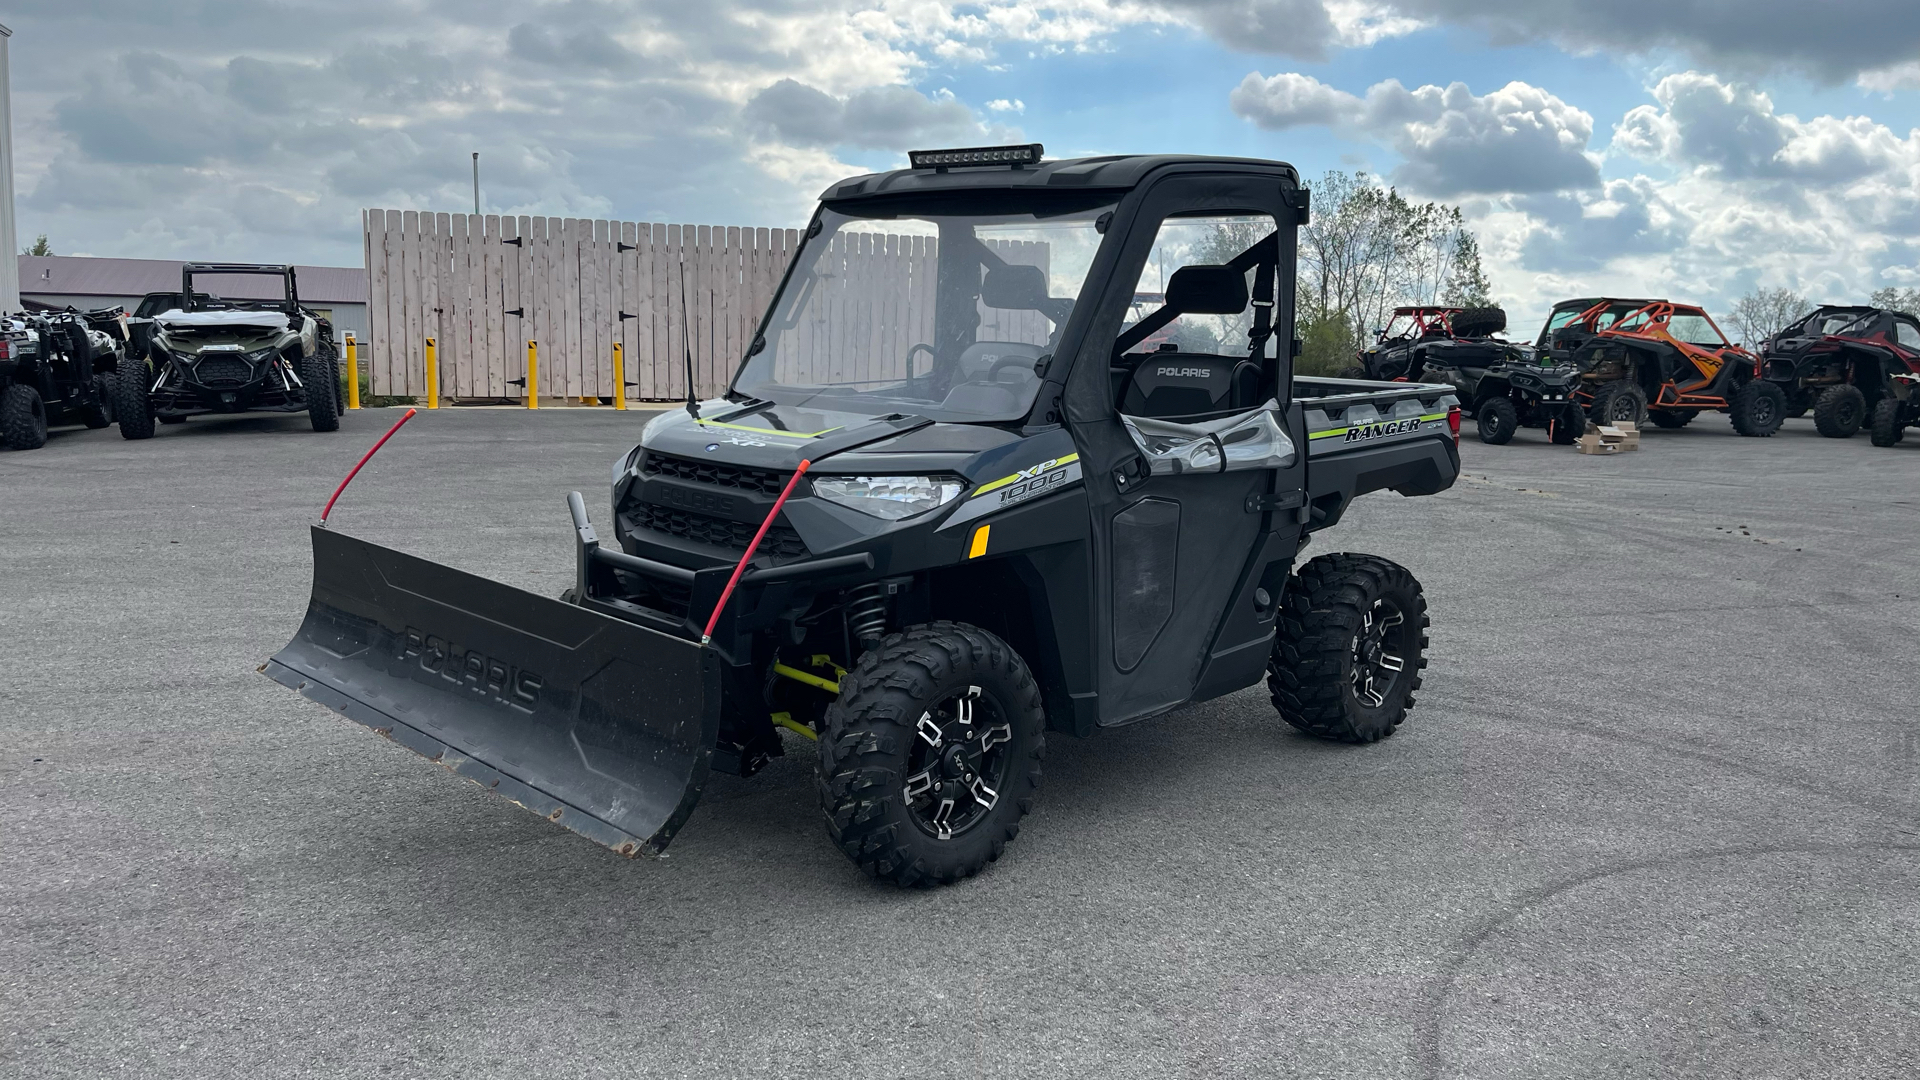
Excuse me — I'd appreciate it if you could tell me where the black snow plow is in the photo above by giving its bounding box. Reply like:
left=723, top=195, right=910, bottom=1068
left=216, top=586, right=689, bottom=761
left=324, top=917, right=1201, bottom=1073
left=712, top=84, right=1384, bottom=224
left=266, top=524, right=720, bottom=856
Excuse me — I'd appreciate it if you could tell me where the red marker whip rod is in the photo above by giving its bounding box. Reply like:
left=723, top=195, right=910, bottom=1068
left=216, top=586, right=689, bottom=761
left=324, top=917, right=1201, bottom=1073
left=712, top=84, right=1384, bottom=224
left=319, top=408, right=418, bottom=525
left=702, top=459, right=811, bottom=645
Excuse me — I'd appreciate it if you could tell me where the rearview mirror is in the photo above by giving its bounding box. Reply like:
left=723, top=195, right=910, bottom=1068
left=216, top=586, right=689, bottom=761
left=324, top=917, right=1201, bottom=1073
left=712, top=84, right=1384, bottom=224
left=981, top=264, right=1050, bottom=310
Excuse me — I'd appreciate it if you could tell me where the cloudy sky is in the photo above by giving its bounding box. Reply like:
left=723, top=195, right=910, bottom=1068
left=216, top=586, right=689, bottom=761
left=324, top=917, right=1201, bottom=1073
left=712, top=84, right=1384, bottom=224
left=6, top=1, right=1919, bottom=325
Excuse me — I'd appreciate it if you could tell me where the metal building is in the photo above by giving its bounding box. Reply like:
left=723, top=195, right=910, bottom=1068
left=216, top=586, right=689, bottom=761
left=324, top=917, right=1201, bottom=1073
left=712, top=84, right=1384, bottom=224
left=17, top=255, right=369, bottom=341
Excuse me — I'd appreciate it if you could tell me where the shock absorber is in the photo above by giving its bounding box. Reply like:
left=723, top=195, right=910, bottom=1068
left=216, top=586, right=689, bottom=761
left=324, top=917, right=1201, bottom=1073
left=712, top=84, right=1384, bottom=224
left=845, top=583, right=889, bottom=649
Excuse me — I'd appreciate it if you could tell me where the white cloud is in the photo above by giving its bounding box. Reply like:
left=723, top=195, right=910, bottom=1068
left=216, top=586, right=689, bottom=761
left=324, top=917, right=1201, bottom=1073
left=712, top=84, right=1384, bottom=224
left=1858, top=61, right=1920, bottom=94
left=1615, top=72, right=1920, bottom=186
left=1480, top=72, right=1920, bottom=327
left=1231, top=72, right=1599, bottom=195
left=987, top=98, right=1026, bottom=112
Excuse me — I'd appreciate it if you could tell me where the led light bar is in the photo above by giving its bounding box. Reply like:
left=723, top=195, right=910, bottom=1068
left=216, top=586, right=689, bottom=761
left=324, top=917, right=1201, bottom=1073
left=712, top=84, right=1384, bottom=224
left=908, top=143, right=1045, bottom=170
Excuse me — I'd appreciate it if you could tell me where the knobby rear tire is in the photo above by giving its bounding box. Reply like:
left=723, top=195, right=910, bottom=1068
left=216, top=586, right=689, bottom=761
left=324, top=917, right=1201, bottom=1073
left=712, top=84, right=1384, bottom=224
left=1728, top=381, right=1785, bottom=437
left=1869, top=398, right=1906, bottom=447
left=1813, top=385, right=1865, bottom=439
left=304, top=350, right=341, bottom=432
left=1588, top=380, right=1647, bottom=427
left=0, top=383, right=48, bottom=450
left=116, top=355, right=156, bottom=440
left=79, top=374, right=115, bottom=429
left=818, top=621, right=1045, bottom=887
left=1269, top=553, right=1429, bottom=744
left=1549, top=402, right=1585, bottom=444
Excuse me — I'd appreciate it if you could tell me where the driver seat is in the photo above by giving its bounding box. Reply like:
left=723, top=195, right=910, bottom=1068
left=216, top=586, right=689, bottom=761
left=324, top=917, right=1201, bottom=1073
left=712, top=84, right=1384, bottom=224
left=1114, top=264, right=1263, bottom=421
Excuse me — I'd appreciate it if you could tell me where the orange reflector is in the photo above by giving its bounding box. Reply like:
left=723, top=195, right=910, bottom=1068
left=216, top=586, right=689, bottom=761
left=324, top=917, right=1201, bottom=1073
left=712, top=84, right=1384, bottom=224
left=968, top=525, right=990, bottom=559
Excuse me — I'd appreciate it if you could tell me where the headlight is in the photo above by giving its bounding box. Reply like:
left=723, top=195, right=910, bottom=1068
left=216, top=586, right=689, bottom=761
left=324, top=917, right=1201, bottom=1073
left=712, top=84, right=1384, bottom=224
left=811, top=475, right=965, bottom=520
left=244, top=348, right=278, bottom=363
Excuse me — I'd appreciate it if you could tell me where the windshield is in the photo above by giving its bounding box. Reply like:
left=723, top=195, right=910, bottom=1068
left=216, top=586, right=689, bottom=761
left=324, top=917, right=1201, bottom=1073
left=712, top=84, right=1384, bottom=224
left=734, top=196, right=1114, bottom=422
left=1796, top=309, right=1874, bottom=337
left=1667, top=313, right=1726, bottom=346
left=1544, top=304, right=1590, bottom=335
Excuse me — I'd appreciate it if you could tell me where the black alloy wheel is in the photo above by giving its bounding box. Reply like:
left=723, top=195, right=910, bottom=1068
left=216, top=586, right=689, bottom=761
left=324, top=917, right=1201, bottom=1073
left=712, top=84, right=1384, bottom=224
left=902, top=686, right=1013, bottom=841
left=1269, top=553, right=1429, bottom=743
left=1350, top=597, right=1413, bottom=711
left=819, top=621, right=1045, bottom=886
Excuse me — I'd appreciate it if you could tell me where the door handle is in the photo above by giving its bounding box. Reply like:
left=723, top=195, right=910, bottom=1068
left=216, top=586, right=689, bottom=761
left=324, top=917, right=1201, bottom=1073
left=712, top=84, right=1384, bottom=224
left=1244, top=490, right=1304, bottom=514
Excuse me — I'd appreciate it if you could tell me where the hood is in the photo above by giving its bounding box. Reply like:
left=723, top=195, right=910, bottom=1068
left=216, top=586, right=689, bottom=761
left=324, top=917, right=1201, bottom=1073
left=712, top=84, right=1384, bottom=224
left=157, top=309, right=291, bottom=333
left=639, top=399, right=948, bottom=472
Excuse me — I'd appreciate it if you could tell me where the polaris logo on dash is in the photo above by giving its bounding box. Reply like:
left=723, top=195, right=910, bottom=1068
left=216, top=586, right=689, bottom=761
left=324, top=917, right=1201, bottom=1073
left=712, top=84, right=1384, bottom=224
left=1344, top=418, right=1427, bottom=442
left=1156, top=366, right=1214, bottom=379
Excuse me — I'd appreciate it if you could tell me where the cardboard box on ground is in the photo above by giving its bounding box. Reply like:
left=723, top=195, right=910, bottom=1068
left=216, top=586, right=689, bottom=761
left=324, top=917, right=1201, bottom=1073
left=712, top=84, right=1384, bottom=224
left=1577, top=419, right=1641, bottom=455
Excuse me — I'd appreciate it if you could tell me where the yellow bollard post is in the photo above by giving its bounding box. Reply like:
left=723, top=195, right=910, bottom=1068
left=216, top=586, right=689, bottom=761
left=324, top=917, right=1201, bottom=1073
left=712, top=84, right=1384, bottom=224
left=526, top=340, right=539, bottom=409
left=424, top=337, right=439, bottom=409
left=612, top=342, right=626, bottom=410
left=344, top=334, right=360, bottom=410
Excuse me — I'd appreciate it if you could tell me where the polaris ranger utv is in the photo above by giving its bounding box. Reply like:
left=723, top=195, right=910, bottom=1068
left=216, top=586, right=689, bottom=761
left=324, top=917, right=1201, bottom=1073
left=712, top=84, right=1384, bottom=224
left=1756, top=305, right=1920, bottom=438
left=267, top=147, right=1462, bottom=885
left=117, top=264, right=342, bottom=438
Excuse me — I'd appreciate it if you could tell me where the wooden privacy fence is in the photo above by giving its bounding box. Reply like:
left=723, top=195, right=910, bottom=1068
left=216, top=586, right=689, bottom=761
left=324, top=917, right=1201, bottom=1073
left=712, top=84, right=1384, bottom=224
left=363, top=211, right=1057, bottom=402
left=362, top=210, right=802, bottom=401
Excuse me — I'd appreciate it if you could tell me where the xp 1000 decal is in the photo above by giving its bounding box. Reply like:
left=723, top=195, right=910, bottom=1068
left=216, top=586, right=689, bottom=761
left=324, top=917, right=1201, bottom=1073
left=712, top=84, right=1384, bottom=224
left=939, top=454, right=1082, bottom=530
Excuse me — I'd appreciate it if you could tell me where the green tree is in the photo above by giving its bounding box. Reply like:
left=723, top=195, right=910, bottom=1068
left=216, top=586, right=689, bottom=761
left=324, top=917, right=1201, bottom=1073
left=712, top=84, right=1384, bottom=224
left=1295, top=171, right=1500, bottom=358
left=22, top=234, right=51, bottom=256
left=1295, top=309, right=1358, bottom=377
left=1441, top=231, right=1493, bottom=307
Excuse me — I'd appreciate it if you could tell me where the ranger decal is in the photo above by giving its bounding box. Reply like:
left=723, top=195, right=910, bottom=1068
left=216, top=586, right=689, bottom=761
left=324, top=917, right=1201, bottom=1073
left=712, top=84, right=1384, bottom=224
left=1307, top=413, right=1449, bottom=455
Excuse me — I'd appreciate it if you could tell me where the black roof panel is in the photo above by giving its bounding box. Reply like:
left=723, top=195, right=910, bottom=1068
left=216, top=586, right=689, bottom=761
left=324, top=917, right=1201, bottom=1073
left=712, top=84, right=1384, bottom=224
left=820, top=154, right=1301, bottom=202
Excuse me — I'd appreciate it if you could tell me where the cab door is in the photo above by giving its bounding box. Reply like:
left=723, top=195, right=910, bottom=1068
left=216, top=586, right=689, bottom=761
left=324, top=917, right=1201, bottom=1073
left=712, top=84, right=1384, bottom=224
left=1074, top=175, right=1308, bottom=724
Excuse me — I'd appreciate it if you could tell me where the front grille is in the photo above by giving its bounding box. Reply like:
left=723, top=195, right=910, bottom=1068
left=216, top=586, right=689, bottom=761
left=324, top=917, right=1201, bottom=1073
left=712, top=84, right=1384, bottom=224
left=194, top=356, right=254, bottom=388
left=626, top=502, right=808, bottom=560
left=642, top=453, right=790, bottom=496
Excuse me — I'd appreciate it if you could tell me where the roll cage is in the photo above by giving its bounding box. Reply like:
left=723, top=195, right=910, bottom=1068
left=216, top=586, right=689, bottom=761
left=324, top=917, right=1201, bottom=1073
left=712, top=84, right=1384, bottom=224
left=179, top=264, right=304, bottom=315
left=1378, top=307, right=1463, bottom=345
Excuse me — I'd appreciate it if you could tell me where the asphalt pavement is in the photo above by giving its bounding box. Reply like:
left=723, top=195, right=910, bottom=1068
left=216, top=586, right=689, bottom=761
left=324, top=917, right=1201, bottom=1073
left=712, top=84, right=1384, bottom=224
left=3, top=406, right=1918, bottom=1079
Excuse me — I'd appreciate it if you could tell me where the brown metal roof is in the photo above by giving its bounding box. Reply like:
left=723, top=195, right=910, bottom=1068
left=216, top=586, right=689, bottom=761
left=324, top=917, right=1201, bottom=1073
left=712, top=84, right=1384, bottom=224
left=17, top=255, right=367, bottom=305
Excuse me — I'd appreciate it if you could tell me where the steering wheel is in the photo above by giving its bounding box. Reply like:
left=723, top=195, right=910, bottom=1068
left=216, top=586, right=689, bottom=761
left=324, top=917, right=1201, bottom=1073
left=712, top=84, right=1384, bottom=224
left=986, top=352, right=1041, bottom=380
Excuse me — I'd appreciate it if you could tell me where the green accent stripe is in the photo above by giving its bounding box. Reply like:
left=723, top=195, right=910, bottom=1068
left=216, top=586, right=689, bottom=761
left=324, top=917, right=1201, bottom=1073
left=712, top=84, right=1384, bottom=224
left=1309, top=414, right=1449, bottom=441
left=972, top=453, right=1079, bottom=497
left=695, top=419, right=842, bottom=439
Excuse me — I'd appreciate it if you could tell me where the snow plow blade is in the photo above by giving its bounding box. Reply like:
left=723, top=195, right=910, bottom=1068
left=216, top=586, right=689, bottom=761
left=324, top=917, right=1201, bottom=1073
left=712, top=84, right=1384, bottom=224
left=265, top=526, right=719, bottom=857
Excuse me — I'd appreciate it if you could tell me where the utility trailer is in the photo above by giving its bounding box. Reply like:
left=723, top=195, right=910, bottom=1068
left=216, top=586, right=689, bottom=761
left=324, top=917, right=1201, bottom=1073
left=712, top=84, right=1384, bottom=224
left=268, top=147, right=1462, bottom=885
